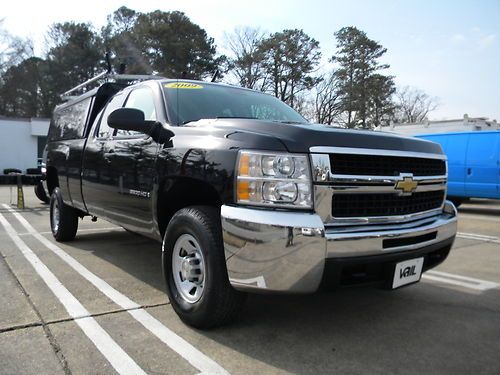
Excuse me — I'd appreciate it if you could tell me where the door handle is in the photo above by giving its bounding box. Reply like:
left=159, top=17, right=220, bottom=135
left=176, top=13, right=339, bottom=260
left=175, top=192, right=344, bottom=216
left=467, top=168, right=472, bottom=175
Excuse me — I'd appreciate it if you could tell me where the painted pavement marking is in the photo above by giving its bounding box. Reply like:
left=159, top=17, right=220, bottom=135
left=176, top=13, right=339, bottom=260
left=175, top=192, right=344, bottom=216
left=0, top=212, right=146, bottom=375
left=3, top=204, right=230, bottom=375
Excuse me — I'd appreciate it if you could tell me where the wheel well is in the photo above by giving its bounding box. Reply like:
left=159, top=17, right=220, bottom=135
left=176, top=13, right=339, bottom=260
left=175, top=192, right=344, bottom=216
left=157, top=178, right=222, bottom=236
left=46, top=167, right=59, bottom=195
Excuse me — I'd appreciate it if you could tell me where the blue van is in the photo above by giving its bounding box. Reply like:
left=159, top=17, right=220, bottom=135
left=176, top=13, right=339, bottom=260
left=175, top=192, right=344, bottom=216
left=417, top=131, right=500, bottom=206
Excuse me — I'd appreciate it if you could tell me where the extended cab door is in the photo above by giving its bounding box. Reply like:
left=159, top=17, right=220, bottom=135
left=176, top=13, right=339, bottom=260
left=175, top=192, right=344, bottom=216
left=465, top=132, right=500, bottom=199
left=47, top=96, right=92, bottom=206
left=81, top=92, right=126, bottom=217
left=66, top=97, right=94, bottom=212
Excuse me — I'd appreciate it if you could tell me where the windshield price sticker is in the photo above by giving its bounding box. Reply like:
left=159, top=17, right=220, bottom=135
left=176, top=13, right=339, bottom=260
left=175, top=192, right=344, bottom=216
left=164, top=82, right=203, bottom=89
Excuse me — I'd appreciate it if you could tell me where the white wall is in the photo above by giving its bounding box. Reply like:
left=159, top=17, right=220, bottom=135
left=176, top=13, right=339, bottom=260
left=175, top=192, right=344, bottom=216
left=31, top=119, right=49, bottom=136
left=0, top=118, right=49, bottom=173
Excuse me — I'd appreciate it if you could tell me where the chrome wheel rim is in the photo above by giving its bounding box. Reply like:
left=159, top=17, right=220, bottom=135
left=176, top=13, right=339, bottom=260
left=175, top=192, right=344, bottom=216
left=172, top=234, right=206, bottom=304
left=51, top=200, right=60, bottom=233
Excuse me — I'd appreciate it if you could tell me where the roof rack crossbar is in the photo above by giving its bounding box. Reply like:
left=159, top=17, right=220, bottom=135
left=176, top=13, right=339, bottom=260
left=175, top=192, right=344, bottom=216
left=60, top=72, right=165, bottom=100
left=61, top=71, right=109, bottom=98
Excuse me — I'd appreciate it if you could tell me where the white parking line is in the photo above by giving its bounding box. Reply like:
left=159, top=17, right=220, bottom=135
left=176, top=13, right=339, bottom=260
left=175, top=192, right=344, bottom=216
left=3, top=204, right=230, bottom=375
left=458, top=213, right=500, bottom=223
left=0, top=213, right=146, bottom=375
left=422, top=270, right=500, bottom=291
left=457, top=232, right=500, bottom=244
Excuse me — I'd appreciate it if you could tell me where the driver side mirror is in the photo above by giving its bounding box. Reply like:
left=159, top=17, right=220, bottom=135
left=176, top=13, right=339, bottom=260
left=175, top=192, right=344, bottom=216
left=108, top=108, right=145, bottom=132
left=108, top=108, right=175, bottom=143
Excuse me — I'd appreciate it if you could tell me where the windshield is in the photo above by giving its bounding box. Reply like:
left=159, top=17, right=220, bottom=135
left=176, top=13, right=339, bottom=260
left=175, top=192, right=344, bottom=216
left=162, top=81, right=307, bottom=126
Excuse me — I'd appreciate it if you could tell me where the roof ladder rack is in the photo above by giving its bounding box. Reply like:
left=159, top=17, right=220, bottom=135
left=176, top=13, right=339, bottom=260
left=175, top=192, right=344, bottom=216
left=60, top=72, right=165, bottom=100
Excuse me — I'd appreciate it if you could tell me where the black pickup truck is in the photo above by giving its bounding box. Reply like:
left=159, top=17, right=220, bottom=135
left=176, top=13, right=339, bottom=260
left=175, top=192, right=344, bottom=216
left=46, top=77, right=457, bottom=328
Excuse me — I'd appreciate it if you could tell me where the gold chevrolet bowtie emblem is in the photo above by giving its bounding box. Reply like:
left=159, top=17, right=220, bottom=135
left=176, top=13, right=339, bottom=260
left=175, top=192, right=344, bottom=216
left=395, top=176, right=419, bottom=194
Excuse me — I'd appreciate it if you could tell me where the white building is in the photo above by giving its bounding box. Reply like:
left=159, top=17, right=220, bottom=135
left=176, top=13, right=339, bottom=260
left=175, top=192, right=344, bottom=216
left=377, top=114, right=499, bottom=136
left=0, top=117, right=49, bottom=174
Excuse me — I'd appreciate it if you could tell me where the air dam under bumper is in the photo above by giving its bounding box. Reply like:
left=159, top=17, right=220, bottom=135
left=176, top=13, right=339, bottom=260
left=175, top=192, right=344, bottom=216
left=221, top=201, right=457, bottom=293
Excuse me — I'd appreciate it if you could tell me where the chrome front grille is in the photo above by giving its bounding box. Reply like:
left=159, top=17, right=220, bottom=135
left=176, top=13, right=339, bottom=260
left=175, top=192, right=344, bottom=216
left=332, top=190, right=445, bottom=218
left=310, top=147, right=447, bottom=226
left=329, top=153, right=446, bottom=176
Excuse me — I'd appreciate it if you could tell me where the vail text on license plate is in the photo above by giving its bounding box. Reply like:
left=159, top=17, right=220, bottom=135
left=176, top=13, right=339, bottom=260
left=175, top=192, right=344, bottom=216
left=392, top=257, right=424, bottom=289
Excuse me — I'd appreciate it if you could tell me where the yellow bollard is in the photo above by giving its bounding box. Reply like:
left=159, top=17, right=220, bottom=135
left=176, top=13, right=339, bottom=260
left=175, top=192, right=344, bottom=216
left=16, top=175, right=24, bottom=209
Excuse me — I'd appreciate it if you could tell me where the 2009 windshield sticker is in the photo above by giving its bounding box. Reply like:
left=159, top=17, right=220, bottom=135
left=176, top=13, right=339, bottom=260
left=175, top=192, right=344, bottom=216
left=164, top=82, right=203, bottom=89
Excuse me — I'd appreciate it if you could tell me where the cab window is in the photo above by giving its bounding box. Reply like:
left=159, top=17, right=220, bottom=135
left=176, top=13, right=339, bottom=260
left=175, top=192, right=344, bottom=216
left=115, top=87, right=157, bottom=137
left=96, top=93, right=125, bottom=139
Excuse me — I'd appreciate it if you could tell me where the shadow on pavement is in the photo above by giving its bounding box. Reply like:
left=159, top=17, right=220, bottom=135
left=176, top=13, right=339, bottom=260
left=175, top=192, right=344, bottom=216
left=458, top=206, right=500, bottom=217
left=457, top=198, right=500, bottom=217
left=205, top=285, right=500, bottom=374
left=70, top=230, right=165, bottom=292
left=58, top=226, right=500, bottom=374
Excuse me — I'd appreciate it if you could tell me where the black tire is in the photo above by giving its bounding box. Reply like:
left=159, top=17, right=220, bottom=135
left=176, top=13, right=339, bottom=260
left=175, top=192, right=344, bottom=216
left=3, top=168, right=22, bottom=174
left=448, top=197, right=463, bottom=208
left=34, top=182, right=49, bottom=203
left=50, top=188, right=79, bottom=242
left=162, top=206, right=246, bottom=329
left=26, top=168, right=41, bottom=175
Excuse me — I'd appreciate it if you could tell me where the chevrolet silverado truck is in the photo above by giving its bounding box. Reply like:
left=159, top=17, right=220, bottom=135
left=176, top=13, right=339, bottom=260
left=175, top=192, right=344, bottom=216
left=46, top=77, right=458, bottom=328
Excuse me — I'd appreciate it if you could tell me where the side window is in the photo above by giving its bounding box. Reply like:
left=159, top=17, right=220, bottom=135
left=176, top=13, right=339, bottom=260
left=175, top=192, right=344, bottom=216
left=96, top=93, right=125, bottom=139
left=48, top=97, right=91, bottom=141
left=116, top=87, right=157, bottom=137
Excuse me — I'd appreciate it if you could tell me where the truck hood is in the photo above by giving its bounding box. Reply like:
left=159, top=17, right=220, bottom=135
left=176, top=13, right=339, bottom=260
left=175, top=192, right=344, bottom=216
left=185, top=119, right=443, bottom=155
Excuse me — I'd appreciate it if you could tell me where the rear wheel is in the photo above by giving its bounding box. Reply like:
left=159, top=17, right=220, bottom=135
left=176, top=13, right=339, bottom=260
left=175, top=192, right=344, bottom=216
left=162, top=206, right=246, bottom=328
left=50, top=188, right=79, bottom=242
left=34, top=182, right=49, bottom=203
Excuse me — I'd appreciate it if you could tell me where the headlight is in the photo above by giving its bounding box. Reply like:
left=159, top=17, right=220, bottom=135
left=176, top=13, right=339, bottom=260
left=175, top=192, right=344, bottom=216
left=236, top=150, right=313, bottom=209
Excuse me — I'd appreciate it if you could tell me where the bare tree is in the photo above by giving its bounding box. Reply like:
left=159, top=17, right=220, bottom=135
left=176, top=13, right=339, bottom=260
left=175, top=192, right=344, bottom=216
left=224, top=27, right=268, bottom=90
left=0, top=20, right=33, bottom=73
left=313, top=72, right=342, bottom=124
left=293, top=93, right=315, bottom=122
left=394, top=86, right=439, bottom=123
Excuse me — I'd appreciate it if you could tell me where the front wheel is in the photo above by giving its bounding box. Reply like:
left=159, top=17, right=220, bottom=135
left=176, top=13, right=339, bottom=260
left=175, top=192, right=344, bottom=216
left=162, top=206, right=246, bottom=328
left=50, top=188, right=79, bottom=242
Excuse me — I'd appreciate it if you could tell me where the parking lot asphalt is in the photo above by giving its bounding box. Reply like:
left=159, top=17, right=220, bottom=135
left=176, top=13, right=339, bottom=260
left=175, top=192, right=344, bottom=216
left=0, top=185, right=499, bottom=375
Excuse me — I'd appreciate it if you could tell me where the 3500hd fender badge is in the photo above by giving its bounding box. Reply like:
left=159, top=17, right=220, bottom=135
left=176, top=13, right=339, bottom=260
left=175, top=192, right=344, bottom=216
left=128, top=189, right=151, bottom=198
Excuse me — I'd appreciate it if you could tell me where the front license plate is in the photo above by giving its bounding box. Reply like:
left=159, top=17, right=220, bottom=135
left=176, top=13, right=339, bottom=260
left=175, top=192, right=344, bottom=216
left=392, top=257, right=424, bottom=289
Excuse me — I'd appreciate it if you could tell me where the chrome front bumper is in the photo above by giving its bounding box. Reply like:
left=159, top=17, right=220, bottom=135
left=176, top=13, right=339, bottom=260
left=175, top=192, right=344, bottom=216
left=221, top=201, right=457, bottom=293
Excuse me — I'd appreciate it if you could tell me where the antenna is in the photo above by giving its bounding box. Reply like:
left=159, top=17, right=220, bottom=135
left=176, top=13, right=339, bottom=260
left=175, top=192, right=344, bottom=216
left=211, top=70, right=220, bottom=82
left=105, top=52, right=112, bottom=73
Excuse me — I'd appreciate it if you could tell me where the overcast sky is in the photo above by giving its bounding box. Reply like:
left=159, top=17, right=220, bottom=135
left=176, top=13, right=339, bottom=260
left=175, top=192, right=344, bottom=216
left=2, top=0, right=499, bottom=121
